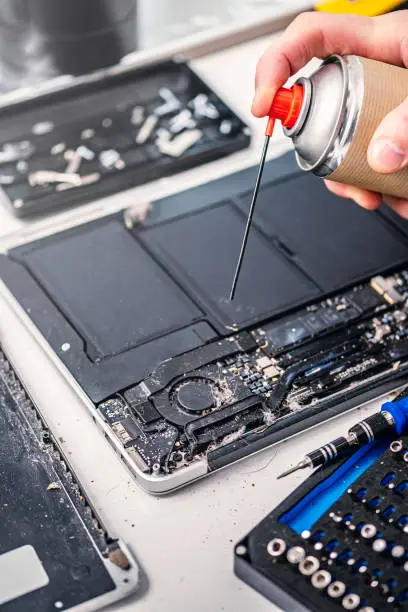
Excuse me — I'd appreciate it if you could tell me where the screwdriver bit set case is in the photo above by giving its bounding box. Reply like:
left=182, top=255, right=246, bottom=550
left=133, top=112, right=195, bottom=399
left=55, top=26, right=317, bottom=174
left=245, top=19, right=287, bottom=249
left=235, top=390, right=408, bottom=612
left=0, top=59, right=249, bottom=217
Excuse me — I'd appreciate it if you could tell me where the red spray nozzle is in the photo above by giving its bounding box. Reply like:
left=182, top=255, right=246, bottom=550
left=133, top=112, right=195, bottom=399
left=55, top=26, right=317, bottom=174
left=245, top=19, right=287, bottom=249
left=265, top=84, right=304, bottom=137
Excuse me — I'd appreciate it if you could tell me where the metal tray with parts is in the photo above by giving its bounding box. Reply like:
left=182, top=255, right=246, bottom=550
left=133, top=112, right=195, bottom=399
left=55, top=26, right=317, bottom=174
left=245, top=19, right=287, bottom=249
left=0, top=59, right=249, bottom=217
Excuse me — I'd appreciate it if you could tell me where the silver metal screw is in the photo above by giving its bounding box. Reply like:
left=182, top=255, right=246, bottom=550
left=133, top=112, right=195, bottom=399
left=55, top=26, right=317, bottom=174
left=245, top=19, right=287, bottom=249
left=311, top=570, right=331, bottom=589
left=361, top=524, right=377, bottom=539
left=286, top=546, right=305, bottom=564
left=266, top=538, right=286, bottom=558
left=299, top=556, right=320, bottom=576
left=342, top=593, right=360, bottom=610
left=327, top=581, right=346, bottom=598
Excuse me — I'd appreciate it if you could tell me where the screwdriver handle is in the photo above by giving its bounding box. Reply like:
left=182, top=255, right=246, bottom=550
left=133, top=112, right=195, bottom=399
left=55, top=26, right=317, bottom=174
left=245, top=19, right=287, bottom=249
left=306, top=411, right=396, bottom=469
left=348, top=411, right=394, bottom=444
left=306, top=436, right=351, bottom=469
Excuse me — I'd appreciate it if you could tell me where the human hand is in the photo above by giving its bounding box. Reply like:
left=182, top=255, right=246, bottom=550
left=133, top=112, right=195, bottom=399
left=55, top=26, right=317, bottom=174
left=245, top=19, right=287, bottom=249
left=252, top=11, right=408, bottom=218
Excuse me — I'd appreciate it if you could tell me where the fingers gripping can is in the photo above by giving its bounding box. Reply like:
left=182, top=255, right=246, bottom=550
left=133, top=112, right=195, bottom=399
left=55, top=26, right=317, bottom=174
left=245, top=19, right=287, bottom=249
left=274, top=56, right=408, bottom=199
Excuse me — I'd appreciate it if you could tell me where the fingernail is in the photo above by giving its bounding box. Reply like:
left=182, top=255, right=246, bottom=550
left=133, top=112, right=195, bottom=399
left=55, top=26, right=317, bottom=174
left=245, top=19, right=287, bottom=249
left=252, top=85, right=273, bottom=115
left=370, top=139, right=405, bottom=171
left=251, top=87, right=265, bottom=111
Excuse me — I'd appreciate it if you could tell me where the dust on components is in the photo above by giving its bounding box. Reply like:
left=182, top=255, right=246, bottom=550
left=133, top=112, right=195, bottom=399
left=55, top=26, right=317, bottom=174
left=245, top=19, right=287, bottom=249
left=98, top=271, right=408, bottom=477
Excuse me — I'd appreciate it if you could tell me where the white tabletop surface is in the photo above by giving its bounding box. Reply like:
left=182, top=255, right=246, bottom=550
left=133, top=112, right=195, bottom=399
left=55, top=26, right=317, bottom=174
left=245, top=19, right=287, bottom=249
left=0, top=32, right=400, bottom=612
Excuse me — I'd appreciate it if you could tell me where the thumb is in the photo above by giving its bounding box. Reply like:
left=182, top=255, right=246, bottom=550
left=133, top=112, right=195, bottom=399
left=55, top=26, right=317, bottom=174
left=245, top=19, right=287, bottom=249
left=368, top=97, right=408, bottom=174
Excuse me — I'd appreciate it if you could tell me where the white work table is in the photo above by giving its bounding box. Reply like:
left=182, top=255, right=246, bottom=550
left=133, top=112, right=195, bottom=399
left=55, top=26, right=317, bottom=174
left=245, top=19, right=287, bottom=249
left=0, top=35, right=397, bottom=612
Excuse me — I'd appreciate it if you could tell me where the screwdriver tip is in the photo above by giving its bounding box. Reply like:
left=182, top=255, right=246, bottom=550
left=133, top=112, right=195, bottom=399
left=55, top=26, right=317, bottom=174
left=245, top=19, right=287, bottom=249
left=277, top=458, right=312, bottom=480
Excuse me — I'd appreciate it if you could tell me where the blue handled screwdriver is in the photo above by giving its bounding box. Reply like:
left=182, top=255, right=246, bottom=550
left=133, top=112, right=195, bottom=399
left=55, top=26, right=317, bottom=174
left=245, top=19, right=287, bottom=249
left=277, top=395, right=408, bottom=479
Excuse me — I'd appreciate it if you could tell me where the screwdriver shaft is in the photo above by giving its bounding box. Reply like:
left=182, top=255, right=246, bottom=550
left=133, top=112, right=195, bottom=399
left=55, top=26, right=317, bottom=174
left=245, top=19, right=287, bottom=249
left=276, top=400, right=408, bottom=480
left=229, top=134, right=270, bottom=301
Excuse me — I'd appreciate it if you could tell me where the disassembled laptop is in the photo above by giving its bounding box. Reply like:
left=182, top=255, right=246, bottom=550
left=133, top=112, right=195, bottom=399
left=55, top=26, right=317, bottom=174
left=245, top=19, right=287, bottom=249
left=3, top=154, right=408, bottom=497
left=2, top=6, right=408, bottom=611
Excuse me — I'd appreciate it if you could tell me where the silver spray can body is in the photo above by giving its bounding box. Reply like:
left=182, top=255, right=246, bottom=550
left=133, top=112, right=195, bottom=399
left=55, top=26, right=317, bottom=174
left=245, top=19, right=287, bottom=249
left=282, top=54, right=408, bottom=199
left=284, top=55, right=363, bottom=177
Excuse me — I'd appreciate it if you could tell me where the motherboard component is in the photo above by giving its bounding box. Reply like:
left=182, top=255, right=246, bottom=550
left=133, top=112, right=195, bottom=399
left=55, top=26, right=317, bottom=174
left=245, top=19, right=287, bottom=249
left=370, top=275, right=404, bottom=305
left=99, top=337, right=263, bottom=471
left=97, top=271, right=408, bottom=478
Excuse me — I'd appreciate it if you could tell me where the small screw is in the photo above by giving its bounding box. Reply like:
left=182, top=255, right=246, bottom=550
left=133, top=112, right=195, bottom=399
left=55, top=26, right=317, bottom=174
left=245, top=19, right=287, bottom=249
left=390, top=440, right=403, bottom=453
left=342, top=593, right=360, bottom=610
left=81, top=128, right=95, bottom=140
left=286, top=546, right=305, bottom=564
left=311, top=570, right=331, bottom=589
left=266, top=538, right=286, bottom=558
left=235, top=545, right=247, bottom=556
left=372, top=538, right=387, bottom=553
left=327, top=581, right=346, bottom=598
left=61, top=343, right=70, bottom=352
left=32, top=121, right=54, bottom=135
left=16, top=160, right=28, bottom=173
left=299, top=556, right=320, bottom=576
left=391, top=545, right=405, bottom=558
left=361, top=524, right=377, bottom=539
left=50, top=142, right=66, bottom=156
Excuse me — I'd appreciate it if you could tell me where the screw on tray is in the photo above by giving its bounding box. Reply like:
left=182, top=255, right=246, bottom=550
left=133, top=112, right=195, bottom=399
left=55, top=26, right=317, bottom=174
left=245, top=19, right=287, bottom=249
left=2, top=81, right=244, bottom=214
left=189, top=93, right=219, bottom=120
left=55, top=172, right=100, bottom=192
left=168, top=109, right=196, bottom=135
left=154, top=88, right=181, bottom=117
left=0, top=140, right=34, bottom=163
left=99, top=149, right=124, bottom=170
left=156, top=129, right=202, bottom=158
left=28, top=171, right=82, bottom=187
left=130, top=105, right=145, bottom=126
left=50, top=142, right=66, bottom=156
left=65, top=149, right=82, bottom=174
left=80, top=128, right=95, bottom=140
left=135, top=115, right=158, bottom=145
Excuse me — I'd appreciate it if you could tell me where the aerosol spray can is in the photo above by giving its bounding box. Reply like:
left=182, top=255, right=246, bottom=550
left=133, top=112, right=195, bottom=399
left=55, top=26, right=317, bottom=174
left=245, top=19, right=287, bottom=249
left=270, top=55, right=408, bottom=199
left=230, top=55, right=408, bottom=299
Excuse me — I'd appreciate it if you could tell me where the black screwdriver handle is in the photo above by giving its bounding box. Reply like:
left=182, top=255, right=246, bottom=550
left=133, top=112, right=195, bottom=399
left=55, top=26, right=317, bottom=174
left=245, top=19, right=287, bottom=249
left=306, top=436, right=351, bottom=468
